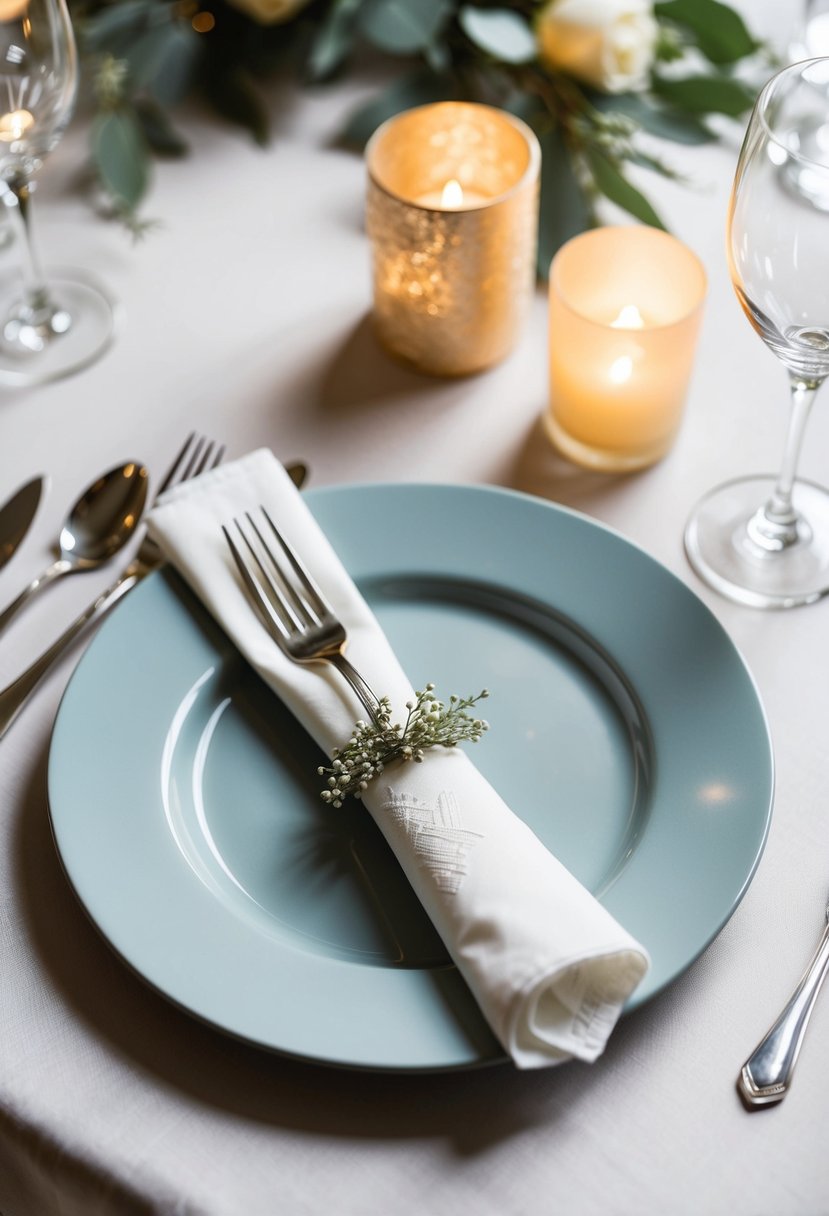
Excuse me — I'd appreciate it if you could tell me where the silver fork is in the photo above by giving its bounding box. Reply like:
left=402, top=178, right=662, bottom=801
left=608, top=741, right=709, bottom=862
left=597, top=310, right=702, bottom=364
left=223, top=506, right=383, bottom=725
left=0, top=433, right=224, bottom=739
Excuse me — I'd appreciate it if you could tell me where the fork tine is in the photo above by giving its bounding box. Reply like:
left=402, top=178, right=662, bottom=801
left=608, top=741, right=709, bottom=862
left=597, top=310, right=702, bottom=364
left=245, top=511, right=318, bottom=630
left=154, top=434, right=225, bottom=508
left=180, top=435, right=208, bottom=481
left=154, top=432, right=197, bottom=499
left=222, top=523, right=291, bottom=643
left=259, top=506, right=329, bottom=621
left=194, top=440, right=225, bottom=477
left=238, top=515, right=311, bottom=632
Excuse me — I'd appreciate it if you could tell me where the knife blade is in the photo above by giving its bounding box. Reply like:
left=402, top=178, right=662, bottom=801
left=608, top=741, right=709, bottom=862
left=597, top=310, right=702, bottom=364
left=0, top=475, right=45, bottom=572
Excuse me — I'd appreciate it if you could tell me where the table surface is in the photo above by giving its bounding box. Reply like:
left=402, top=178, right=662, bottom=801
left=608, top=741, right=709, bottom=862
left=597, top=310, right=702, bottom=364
left=3, top=5, right=829, bottom=1213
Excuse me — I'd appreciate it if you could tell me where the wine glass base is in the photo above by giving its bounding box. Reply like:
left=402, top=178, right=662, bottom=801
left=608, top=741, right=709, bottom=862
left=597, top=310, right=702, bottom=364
left=685, top=475, right=829, bottom=609
left=0, top=267, right=117, bottom=387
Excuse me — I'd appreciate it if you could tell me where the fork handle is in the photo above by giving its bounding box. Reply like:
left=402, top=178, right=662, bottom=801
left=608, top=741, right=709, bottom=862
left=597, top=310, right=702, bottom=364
left=739, top=919, right=829, bottom=1107
left=0, top=567, right=142, bottom=739
left=327, top=652, right=383, bottom=724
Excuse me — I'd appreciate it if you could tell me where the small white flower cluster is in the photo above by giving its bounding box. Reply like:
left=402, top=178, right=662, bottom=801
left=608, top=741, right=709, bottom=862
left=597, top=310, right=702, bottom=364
left=318, top=684, right=490, bottom=808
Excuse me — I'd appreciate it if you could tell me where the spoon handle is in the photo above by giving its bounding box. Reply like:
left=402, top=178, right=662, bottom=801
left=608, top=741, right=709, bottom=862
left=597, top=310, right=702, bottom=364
left=0, top=559, right=70, bottom=635
left=0, top=565, right=144, bottom=738
left=739, top=916, right=829, bottom=1107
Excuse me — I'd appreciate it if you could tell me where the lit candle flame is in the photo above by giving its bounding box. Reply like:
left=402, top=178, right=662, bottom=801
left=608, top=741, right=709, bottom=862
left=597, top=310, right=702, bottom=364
left=0, top=109, right=34, bottom=142
left=441, top=178, right=464, bottom=208
left=610, top=304, right=645, bottom=329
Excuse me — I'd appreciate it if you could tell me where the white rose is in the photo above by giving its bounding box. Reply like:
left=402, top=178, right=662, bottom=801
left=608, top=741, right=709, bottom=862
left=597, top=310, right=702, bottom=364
left=226, top=0, right=311, bottom=24
left=536, top=0, right=658, bottom=93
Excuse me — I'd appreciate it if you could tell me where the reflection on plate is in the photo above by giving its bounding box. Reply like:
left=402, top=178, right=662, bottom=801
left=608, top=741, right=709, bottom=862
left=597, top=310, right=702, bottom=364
left=48, top=484, right=774, bottom=1071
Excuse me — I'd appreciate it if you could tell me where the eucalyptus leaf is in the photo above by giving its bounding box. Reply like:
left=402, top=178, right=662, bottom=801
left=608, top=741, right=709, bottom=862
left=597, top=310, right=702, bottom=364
left=593, top=91, right=715, bottom=145
left=78, top=0, right=153, bottom=55
left=357, top=0, right=453, bottom=55
left=339, top=68, right=457, bottom=148
left=126, top=22, right=202, bottom=106
left=458, top=6, right=536, bottom=65
left=92, top=108, right=151, bottom=210
left=134, top=98, right=189, bottom=158
left=306, top=0, right=364, bottom=81
left=423, top=39, right=451, bottom=74
left=585, top=148, right=666, bottom=228
left=204, top=68, right=270, bottom=146
left=503, top=90, right=547, bottom=128
left=535, top=126, right=591, bottom=278
left=654, top=0, right=758, bottom=65
left=652, top=72, right=757, bottom=116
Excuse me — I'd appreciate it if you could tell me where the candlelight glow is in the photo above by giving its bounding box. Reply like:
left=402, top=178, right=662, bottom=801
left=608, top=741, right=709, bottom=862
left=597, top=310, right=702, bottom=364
left=546, top=226, right=706, bottom=471
left=611, top=304, right=646, bottom=329
left=441, top=178, right=464, bottom=207
left=0, top=109, right=34, bottom=142
left=0, top=0, right=28, bottom=19
left=608, top=355, right=634, bottom=385
left=366, top=101, right=540, bottom=375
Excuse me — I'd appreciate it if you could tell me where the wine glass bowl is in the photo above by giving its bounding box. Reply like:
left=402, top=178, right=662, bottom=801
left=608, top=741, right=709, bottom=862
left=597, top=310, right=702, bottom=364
left=0, top=0, right=115, bottom=383
left=685, top=58, right=829, bottom=608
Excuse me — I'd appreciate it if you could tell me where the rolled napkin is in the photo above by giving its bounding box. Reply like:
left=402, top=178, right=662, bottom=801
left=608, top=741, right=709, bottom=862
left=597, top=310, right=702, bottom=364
left=148, top=450, right=649, bottom=1068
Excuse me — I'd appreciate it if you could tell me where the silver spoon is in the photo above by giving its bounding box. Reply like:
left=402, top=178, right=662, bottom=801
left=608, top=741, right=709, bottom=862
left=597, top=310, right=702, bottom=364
left=739, top=892, right=829, bottom=1107
left=0, top=461, right=149, bottom=635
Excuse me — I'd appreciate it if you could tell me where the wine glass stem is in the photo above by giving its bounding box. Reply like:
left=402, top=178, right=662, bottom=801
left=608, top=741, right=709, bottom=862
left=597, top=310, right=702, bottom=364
left=4, top=175, right=49, bottom=312
left=750, top=375, right=823, bottom=551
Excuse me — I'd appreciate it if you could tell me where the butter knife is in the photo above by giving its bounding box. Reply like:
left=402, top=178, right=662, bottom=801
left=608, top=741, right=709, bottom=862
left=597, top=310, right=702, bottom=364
left=0, top=475, right=45, bottom=571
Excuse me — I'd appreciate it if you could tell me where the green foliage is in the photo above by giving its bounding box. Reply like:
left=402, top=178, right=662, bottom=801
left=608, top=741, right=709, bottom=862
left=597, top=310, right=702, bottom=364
left=92, top=108, right=151, bottom=211
left=533, top=122, right=592, bottom=277
left=357, top=0, right=453, bottom=54
left=654, top=0, right=758, bottom=65
left=73, top=0, right=766, bottom=245
left=585, top=146, right=666, bottom=228
left=459, top=6, right=536, bottom=65
left=305, top=0, right=364, bottom=80
left=652, top=72, right=757, bottom=117
left=318, top=685, right=490, bottom=806
left=591, top=91, right=716, bottom=146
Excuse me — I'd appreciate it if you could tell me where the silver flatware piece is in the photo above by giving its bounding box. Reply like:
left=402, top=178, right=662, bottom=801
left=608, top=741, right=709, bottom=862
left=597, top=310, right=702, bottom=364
left=739, top=893, right=829, bottom=1107
left=0, top=461, right=148, bottom=636
left=222, top=505, right=381, bottom=723
left=0, top=474, right=45, bottom=572
left=0, top=434, right=223, bottom=739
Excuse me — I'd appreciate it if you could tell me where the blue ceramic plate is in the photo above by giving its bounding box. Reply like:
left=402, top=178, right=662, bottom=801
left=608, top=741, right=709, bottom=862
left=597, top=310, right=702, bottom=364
left=48, top=484, right=773, bottom=1071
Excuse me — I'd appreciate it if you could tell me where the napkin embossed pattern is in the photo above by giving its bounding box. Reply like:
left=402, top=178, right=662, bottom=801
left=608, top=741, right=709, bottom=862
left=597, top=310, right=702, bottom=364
left=148, top=450, right=650, bottom=1068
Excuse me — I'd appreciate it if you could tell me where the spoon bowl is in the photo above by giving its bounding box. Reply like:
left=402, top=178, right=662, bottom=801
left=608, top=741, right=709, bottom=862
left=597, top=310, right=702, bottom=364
left=58, top=463, right=148, bottom=569
left=0, top=461, right=148, bottom=635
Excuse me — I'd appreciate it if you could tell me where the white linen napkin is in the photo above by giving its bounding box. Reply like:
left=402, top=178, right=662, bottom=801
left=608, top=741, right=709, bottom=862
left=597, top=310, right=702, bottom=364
left=148, top=450, right=649, bottom=1068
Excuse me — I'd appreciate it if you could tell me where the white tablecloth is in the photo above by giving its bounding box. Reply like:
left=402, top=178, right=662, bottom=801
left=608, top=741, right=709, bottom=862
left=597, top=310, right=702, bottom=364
left=3, top=4, right=829, bottom=1211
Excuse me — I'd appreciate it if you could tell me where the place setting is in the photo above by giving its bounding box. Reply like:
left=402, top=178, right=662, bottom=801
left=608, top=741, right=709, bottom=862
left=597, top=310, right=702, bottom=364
left=2, top=0, right=829, bottom=1210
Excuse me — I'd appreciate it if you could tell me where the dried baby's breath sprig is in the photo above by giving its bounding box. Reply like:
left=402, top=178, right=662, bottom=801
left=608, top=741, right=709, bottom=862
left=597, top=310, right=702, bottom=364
left=318, top=684, right=490, bottom=808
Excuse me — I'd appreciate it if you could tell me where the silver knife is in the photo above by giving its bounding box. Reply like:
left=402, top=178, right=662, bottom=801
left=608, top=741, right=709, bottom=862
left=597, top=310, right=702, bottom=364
left=0, top=475, right=45, bottom=571
left=0, top=461, right=308, bottom=738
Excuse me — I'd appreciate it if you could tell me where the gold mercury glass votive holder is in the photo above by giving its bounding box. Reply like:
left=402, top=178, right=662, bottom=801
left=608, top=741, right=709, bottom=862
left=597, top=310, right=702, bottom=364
left=546, top=226, right=707, bottom=472
left=365, top=102, right=541, bottom=376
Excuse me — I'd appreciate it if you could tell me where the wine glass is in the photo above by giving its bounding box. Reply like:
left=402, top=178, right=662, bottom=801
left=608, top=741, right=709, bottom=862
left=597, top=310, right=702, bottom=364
left=685, top=58, right=829, bottom=609
left=0, top=0, right=115, bottom=386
